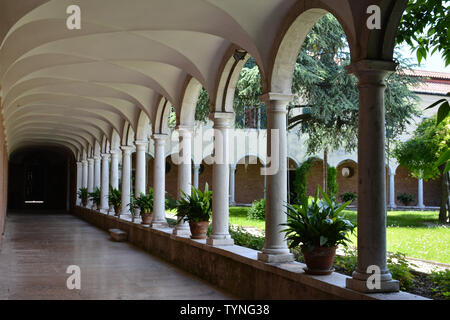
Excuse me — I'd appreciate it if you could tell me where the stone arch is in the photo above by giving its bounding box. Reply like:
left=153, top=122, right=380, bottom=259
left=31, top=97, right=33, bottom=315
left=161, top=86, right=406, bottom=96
left=136, top=110, right=151, bottom=141
left=268, top=5, right=356, bottom=94
left=178, top=76, right=203, bottom=127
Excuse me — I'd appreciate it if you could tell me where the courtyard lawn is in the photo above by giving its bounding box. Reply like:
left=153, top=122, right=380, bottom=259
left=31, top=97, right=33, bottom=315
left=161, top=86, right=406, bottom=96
left=229, top=207, right=450, bottom=264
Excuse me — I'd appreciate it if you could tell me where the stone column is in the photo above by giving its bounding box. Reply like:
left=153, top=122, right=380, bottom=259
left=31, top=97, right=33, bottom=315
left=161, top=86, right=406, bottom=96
left=87, top=158, right=94, bottom=208
left=345, top=60, right=399, bottom=293
left=134, top=140, right=148, bottom=197
left=94, top=156, right=101, bottom=190
left=110, top=149, right=120, bottom=190
left=82, top=160, right=88, bottom=189
left=257, top=93, right=293, bottom=263
left=151, top=134, right=169, bottom=228
left=229, top=163, right=236, bottom=205
left=207, top=112, right=234, bottom=246
left=389, top=168, right=396, bottom=209
left=76, top=161, right=82, bottom=205
left=418, top=178, right=425, bottom=209
left=100, top=153, right=110, bottom=213
left=193, top=164, right=200, bottom=189
left=109, top=149, right=120, bottom=212
left=120, top=146, right=133, bottom=216
left=173, top=126, right=193, bottom=236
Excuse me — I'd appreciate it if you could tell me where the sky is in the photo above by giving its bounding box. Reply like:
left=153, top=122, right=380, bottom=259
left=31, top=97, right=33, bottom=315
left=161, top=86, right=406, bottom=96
left=398, top=43, right=450, bottom=73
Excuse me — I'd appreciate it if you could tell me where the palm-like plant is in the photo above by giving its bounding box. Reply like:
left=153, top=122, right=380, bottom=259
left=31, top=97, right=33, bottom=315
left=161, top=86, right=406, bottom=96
left=108, top=187, right=121, bottom=213
left=176, top=183, right=212, bottom=223
left=130, top=189, right=154, bottom=214
left=77, top=187, right=88, bottom=205
left=282, top=186, right=355, bottom=252
left=88, top=187, right=101, bottom=207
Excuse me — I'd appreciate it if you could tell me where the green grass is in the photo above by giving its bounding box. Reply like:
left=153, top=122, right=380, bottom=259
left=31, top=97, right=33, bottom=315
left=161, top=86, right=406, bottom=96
left=228, top=207, right=450, bottom=264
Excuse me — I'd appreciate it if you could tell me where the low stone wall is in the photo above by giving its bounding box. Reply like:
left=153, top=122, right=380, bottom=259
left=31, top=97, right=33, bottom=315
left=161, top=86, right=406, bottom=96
left=72, top=206, right=426, bottom=300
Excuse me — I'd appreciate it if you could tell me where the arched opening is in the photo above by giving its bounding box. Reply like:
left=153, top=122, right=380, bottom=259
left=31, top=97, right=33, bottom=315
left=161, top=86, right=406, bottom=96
left=8, top=146, right=75, bottom=211
left=235, top=155, right=265, bottom=204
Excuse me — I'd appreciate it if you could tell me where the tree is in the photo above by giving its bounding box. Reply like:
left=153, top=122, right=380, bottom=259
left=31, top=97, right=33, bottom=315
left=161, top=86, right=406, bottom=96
left=393, top=117, right=450, bottom=222
left=397, top=0, right=450, bottom=66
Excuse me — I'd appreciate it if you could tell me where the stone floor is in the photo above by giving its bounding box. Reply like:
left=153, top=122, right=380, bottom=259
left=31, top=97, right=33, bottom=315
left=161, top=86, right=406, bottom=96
left=0, top=211, right=235, bottom=300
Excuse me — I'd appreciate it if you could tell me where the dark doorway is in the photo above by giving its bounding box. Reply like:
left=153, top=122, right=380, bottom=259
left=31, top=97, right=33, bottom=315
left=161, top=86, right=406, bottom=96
left=8, top=146, right=75, bottom=211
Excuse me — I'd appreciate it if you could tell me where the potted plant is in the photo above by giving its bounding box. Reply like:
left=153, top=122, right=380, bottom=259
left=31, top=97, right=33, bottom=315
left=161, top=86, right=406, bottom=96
left=130, top=189, right=154, bottom=225
left=77, top=187, right=88, bottom=207
left=88, top=187, right=101, bottom=209
left=108, top=188, right=122, bottom=216
left=176, top=184, right=212, bottom=239
left=282, top=186, right=355, bottom=275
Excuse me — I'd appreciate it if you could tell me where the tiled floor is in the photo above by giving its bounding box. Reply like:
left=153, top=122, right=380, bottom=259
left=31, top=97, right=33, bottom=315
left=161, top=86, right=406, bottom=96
left=0, top=211, right=234, bottom=300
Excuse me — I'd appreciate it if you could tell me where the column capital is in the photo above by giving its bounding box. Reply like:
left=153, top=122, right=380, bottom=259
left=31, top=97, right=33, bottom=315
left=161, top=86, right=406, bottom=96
left=346, top=59, right=397, bottom=85
left=120, top=145, right=134, bottom=154
left=193, top=163, right=201, bottom=169
left=87, top=158, right=94, bottom=163
left=152, top=133, right=168, bottom=141
left=101, top=153, right=111, bottom=160
left=81, top=159, right=88, bottom=164
left=134, top=139, right=148, bottom=146
left=229, top=163, right=237, bottom=170
left=212, top=112, right=234, bottom=129
left=259, top=92, right=294, bottom=103
left=76, top=161, right=82, bottom=165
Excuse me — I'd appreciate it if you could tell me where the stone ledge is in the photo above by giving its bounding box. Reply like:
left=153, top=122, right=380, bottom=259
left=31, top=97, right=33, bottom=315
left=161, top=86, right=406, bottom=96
left=72, top=206, right=428, bottom=300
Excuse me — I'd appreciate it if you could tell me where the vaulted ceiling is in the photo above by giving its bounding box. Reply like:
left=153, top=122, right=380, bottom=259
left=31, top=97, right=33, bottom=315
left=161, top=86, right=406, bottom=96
left=0, top=0, right=407, bottom=158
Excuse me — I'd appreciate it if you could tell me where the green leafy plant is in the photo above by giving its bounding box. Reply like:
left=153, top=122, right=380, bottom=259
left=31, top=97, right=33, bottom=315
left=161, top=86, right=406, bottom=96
left=334, top=247, right=358, bottom=275
left=282, top=186, right=355, bottom=252
left=229, top=226, right=264, bottom=251
left=327, top=166, right=338, bottom=201
left=130, top=189, right=154, bottom=214
left=176, top=183, right=212, bottom=223
left=429, top=269, right=450, bottom=300
left=77, top=187, right=88, bottom=203
left=292, top=159, right=312, bottom=204
left=247, top=198, right=266, bottom=220
left=387, top=252, right=416, bottom=291
left=397, top=193, right=414, bottom=206
left=165, top=193, right=178, bottom=210
left=108, top=187, right=121, bottom=208
left=340, top=192, right=357, bottom=203
left=88, top=187, right=101, bottom=207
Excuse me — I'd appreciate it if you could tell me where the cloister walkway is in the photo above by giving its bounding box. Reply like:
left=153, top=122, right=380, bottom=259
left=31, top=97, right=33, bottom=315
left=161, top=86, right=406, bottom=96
left=0, top=211, right=234, bottom=300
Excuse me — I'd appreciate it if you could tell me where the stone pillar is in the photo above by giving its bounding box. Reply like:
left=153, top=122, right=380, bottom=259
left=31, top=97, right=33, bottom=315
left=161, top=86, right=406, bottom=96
left=100, top=153, right=110, bottom=212
left=82, top=160, right=88, bottom=189
left=257, top=93, right=293, bottom=263
left=109, top=149, right=120, bottom=212
left=94, top=156, right=101, bottom=190
left=87, top=158, right=94, bottom=207
left=418, top=178, right=425, bottom=209
left=173, top=126, right=192, bottom=236
left=151, top=134, right=169, bottom=228
left=207, top=112, right=234, bottom=246
left=134, top=140, right=148, bottom=197
left=110, top=150, right=120, bottom=190
left=193, top=164, right=200, bottom=189
left=389, top=169, right=396, bottom=209
left=345, top=60, right=399, bottom=293
left=120, top=146, right=133, bottom=216
left=76, top=161, right=82, bottom=205
left=229, top=163, right=236, bottom=205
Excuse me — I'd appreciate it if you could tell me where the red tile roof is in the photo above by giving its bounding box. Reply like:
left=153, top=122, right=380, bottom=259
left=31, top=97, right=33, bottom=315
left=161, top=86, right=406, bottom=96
left=402, top=69, right=450, bottom=95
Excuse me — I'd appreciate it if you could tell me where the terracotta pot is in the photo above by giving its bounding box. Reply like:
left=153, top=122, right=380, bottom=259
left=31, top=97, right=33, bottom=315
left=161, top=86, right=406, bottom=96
left=114, top=206, right=120, bottom=216
left=141, top=212, right=153, bottom=225
left=189, top=221, right=209, bottom=239
left=302, top=246, right=337, bottom=275
left=82, top=199, right=87, bottom=207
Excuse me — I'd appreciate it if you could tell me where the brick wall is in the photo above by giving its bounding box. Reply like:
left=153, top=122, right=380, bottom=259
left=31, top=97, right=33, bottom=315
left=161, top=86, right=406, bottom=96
left=235, top=161, right=265, bottom=204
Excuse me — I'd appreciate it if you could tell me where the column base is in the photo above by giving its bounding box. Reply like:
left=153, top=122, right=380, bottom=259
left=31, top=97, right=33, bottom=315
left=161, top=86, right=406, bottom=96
left=346, top=277, right=400, bottom=293
left=151, top=220, right=170, bottom=229
left=172, top=227, right=191, bottom=237
left=257, top=252, right=294, bottom=263
left=206, top=236, right=234, bottom=246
